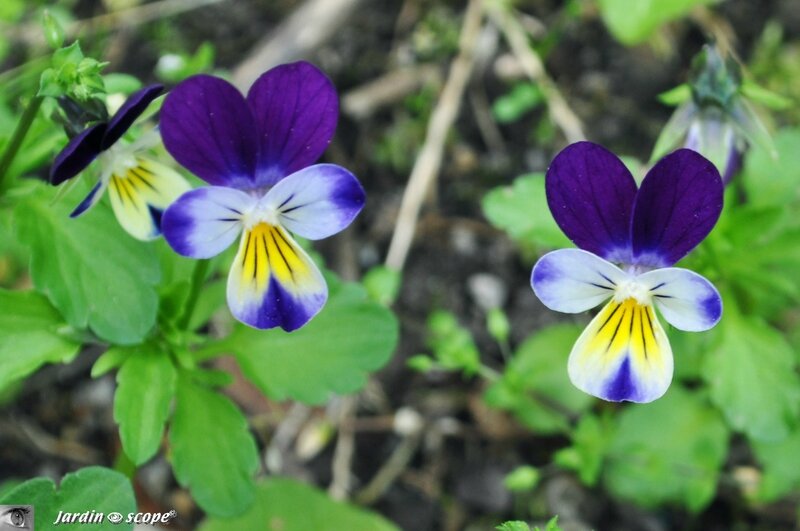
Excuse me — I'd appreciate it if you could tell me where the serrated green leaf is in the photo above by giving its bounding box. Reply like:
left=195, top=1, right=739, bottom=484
left=114, top=345, right=176, bottom=465
left=0, top=289, right=80, bottom=393
left=604, top=387, right=729, bottom=512
left=169, top=374, right=258, bottom=516
left=199, top=478, right=398, bottom=531
left=484, top=324, right=592, bottom=434
left=482, top=173, right=570, bottom=251
left=15, top=182, right=160, bottom=344
left=751, top=428, right=800, bottom=502
left=496, top=522, right=531, bottom=531
left=703, top=310, right=800, bottom=442
left=598, top=0, right=717, bottom=45
left=0, top=466, right=137, bottom=530
left=213, top=281, right=398, bottom=404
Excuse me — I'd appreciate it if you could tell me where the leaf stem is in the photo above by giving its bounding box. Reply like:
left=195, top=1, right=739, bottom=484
left=178, top=259, right=211, bottom=331
left=0, top=95, right=44, bottom=194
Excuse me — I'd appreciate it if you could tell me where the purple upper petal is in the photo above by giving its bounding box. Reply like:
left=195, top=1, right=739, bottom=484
left=631, top=149, right=723, bottom=268
left=102, top=84, right=164, bottom=149
left=546, top=142, right=638, bottom=262
left=160, top=75, right=260, bottom=189
left=50, top=123, right=107, bottom=185
left=246, top=61, right=338, bottom=187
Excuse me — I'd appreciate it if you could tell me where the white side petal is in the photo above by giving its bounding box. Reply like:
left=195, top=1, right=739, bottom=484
left=260, top=164, right=365, bottom=240
left=637, top=267, right=722, bottom=332
left=531, top=249, right=628, bottom=313
left=162, top=186, right=256, bottom=258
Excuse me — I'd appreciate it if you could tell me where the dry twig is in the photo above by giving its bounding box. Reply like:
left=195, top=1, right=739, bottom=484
left=328, top=396, right=357, bottom=500
left=233, top=0, right=364, bottom=89
left=384, top=0, right=485, bottom=271
left=487, top=5, right=585, bottom=143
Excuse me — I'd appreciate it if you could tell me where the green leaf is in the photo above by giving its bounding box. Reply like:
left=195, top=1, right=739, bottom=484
left=0, top=466, right=137, bottom=530
left=484, top=324, right=593, bottom=434
left=604, top=387, right=729, bottom=512
left=598, top=0, right=717, bottom=45
left=426, top=310, right=480, bottom=376
left=91, top=346, right=132, bottom=378
left=212, top=280, right=398, bottom=404
left=503, top=466, right=540, bottom=492
left=554, top=413, right=611, bottom=485
left=703, top=310, right=800, bottom=442
left=657, top=83, right=691, bottom=105
left=0, top=289, right=80, bottom=393
left=751, top=428, right=800, bottom=502
left=114, top=345, right=176, bottom=465
left=362, top=265, right=402, bottom=306
left=103, top=73, right=142, bottom=95
left=742, top=127, right=800, bottom=207
left=15, top=182, right=160, bottom=345
left=741, top=80, right=793, bottom=110
left=482, top=173, right=570, bottom=252
left=492, top=82, right=544, bottom=123
left=497, top=522, right=531, bottom=531
left=199, top=478, right=398, bottom=531
left=169, top=373, right=258, bottom=516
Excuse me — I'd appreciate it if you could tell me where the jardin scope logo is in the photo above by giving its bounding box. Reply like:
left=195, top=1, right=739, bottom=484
left=51, top=509, right=177, bottom=526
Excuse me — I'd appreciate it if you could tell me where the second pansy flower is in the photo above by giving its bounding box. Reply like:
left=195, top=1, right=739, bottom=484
left=160, top=62, right=365, bottom=331
left=531, top=142, right=724, bottom=403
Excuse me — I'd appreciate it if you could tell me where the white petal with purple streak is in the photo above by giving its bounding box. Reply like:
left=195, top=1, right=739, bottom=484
left=259, top=164, right=365, bottom=240
left=531, top=249, right=628, bottom=313
left=162, top=186, right=256, bottom=258
left=638, top=267, right=722, bottom=332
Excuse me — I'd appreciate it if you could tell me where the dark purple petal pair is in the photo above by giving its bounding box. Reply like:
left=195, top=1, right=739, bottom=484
left=50, top=85, right=164, bottom=185
left=546, top=142, right=723, bottom=269
left=159, top=61, right=338, bottom=190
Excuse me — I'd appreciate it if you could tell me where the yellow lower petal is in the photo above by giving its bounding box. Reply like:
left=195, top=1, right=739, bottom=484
left=568, top=298, right=673, bottom=403
left=108, top=158, right=190, bottom=240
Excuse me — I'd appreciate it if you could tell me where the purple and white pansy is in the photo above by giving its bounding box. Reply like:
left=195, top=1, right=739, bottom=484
left=160, top=61, right=365, bottom=332
left=50, top=85, right=190, bottom=240
left=531, top=142, right=724, bottom=403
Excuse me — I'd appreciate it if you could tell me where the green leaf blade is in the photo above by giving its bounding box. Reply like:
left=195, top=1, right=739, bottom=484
left=15, top=183, right=160, bottom=345
left=169, top=374, right=259, bottom=516
left=482, top=173, right=570, bottom=252
left=604, top=388, right=729, bottom=512
left=703, top=314, right=800, bottom=442
left=0, top=289, right=80, bottom=393
left=217, top=281, right=398, bottom=404
left=200, top=478, right=398, bottom=531
left=0, top=467, right=137, bottom=530
left=114, top=345, right=176, bottom=465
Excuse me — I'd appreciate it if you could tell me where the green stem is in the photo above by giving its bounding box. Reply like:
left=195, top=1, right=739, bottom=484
left=178, top=259, right=211, bottom=331
left=0, top=95, right=44, bottom=193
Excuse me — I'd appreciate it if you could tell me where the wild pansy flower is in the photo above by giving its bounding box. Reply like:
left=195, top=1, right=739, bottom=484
left=531, top=142, right=723, bottom=403
left=50, top=84, right=190, bottom=240
left=160, top=62, right=365, bottom=331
